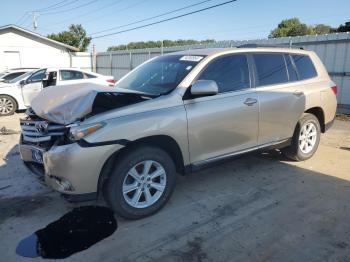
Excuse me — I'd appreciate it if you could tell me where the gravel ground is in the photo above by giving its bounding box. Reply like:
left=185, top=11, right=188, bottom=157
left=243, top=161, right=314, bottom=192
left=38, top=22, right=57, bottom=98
left=0, top=113, right=350, bottom=261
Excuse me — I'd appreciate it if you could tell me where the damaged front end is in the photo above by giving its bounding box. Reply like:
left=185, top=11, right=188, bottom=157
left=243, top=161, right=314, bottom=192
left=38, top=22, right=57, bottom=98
left=19, top=83, right=149, bottom=197
left=20, top=108, right=77, bottom=191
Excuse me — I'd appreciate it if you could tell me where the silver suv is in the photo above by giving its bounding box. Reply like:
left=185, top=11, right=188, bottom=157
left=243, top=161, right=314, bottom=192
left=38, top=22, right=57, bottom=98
left=19, top=47, right=337, bottom=219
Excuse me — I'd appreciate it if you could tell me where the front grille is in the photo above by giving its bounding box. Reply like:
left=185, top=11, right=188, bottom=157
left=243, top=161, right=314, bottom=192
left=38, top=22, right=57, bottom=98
left=20, top=117, right=67, bottom=148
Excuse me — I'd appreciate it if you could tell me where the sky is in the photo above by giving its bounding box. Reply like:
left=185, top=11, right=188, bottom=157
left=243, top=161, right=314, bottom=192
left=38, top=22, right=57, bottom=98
left=1, top=0, right=350, bottom=51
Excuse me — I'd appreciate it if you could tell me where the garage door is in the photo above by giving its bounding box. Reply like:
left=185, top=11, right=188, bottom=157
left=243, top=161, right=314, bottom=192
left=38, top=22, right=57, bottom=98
left=4, top=51, right=21, bottom=69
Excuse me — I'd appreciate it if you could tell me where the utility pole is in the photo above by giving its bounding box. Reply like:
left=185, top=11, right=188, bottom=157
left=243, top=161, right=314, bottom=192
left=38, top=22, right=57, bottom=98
left=92, top=44, right=97, bottom=72
left=32, top=12, right=39, bottom=32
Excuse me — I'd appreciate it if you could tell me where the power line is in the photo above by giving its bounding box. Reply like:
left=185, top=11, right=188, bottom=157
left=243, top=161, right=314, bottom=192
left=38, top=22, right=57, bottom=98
left=43, top=0, right=125, bottom=27
left=16, top=0, right=80, bottom=26
left=44, top=0, right=150, bottom=29
left=35, top=0, right=71, bottom=12
left=90, top=0, right=215, bottom=36
left=16, top=12, right=30, bottom=25
left=41, top=0, right=98, bottom=16
left=92, top=0, right=238, bottom=39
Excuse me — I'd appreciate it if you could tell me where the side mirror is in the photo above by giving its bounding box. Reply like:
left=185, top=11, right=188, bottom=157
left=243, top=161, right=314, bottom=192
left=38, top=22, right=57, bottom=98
left=190, top=80, right=218, bottom=96
left=20, top=80, right=26, bottom=86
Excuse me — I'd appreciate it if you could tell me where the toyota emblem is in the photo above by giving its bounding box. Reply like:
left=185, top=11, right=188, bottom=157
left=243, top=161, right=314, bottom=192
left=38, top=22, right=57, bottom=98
left=35, top=121, right=49, bottom=135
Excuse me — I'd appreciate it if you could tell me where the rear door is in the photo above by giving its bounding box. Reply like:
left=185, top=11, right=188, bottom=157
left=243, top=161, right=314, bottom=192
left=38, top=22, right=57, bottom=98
left=185, top=53, right=259, bottom=164
left=21, top=69, right=46, bottom=106
left=252, top=52, right=305, bottom=145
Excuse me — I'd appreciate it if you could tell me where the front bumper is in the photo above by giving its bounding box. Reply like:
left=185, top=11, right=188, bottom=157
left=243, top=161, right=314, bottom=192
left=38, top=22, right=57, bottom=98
left=20, top=141, right=124, bottom=195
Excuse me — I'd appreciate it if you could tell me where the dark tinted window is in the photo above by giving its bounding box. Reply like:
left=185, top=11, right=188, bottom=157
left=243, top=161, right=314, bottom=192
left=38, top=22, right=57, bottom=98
left=198, top=54, right=250, bottom=93
left=253, top=53, right=288, bottom=86
left=84, top=73, right=97, bottom=79
left=28, top=69, right=46, bottom=83
left=285, top=54, right=298, bottom=81
left=292, top=54, right=317, bottom=80
left=3, top=72, right=25, bottom=81
left=60, top=70, right=84, bottom=81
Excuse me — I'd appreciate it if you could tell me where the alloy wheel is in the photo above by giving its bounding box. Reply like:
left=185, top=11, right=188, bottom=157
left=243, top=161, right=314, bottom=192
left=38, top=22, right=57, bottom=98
left=0, top=97, right=14, bottom=115
left=122, top=160, right=167, bottom=209
left=299, top=121, right=317, bottom=154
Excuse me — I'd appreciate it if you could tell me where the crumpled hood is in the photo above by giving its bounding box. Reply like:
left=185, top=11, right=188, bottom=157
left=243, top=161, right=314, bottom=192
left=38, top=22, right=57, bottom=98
left=31, top=83, right=117, bottom=125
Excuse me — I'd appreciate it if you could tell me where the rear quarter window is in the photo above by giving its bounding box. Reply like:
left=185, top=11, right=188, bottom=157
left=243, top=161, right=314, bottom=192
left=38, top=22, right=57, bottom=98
left=291, top=54, right=317, bottom=80
left=84, top=73, right=97, bottom=79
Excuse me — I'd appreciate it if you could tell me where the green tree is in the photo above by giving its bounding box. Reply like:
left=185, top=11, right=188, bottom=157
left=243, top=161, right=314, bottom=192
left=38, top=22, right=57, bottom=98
left=314, top=24, right=332, bottom=34
left=107, top=39, right=215, bottom=51
left=47, top=24, right=91, bottom=51
left=269, top=18, right=315, bottom=38
left=336, top=21, right=350, bottom=32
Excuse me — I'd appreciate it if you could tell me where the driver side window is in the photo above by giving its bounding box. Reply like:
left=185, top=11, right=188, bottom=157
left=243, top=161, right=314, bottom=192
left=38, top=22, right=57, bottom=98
left=198, top=54, right=250, bottom=93
left=27, top=69, right=46, bottom=83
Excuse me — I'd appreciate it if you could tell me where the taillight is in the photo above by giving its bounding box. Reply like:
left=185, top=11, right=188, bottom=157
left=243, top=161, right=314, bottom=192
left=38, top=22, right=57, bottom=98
left=331, top=85, right=337, bottom=95
left=106, top=79, right=116, bottom=84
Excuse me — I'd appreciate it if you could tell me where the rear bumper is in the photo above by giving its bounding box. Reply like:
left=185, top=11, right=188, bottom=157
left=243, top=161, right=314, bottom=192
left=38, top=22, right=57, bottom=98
left=325, top=118, right=335, bottom=132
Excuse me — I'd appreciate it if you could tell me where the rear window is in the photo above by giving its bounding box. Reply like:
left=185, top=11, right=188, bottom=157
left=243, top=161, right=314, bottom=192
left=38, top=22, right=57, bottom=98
left=291, top=54, right=317, bottom=80
left=60, top=70, right=84, bottom=81
left=253, top=53, right=288, bottom=86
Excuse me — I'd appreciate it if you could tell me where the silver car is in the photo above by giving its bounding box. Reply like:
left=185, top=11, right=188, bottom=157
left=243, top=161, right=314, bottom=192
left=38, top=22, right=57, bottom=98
left=19, top=47, right=337, bottom=219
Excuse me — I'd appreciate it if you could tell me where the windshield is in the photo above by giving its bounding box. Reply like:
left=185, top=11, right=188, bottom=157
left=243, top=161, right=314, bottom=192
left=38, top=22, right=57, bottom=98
left=8, top=71, right=33, bottom=83
left=115, top=55, right=204, bottom=95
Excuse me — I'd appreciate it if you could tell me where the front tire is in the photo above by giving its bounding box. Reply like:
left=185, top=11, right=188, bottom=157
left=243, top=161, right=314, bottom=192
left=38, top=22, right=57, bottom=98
left=283, top=113, right=321, bottom=161
left=103, top=146, right=177, bottom=219
left=0, top=95, right=17, bottom=116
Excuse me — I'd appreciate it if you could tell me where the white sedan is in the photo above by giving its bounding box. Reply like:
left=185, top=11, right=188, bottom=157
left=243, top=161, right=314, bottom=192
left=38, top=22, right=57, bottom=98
left=0, top=68, right=115, bottom=116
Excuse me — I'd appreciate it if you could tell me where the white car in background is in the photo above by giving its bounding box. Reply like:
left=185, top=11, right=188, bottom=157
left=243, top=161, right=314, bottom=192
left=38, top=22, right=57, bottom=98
left=0, top=68, right=115, bottom=116
left=0, top=68, right=37, bottom=83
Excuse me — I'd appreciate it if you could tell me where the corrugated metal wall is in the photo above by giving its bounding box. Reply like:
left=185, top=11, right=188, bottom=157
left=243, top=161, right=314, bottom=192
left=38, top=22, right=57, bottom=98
left=96, top=32, right=350, bottom=111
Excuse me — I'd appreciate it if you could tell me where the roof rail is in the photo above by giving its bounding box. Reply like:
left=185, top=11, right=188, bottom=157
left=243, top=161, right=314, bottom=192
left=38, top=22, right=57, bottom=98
left=237, top=43, right=304, bottom=50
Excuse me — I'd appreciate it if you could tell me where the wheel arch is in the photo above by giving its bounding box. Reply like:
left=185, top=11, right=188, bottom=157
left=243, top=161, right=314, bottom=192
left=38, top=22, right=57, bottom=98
left=97, top=135, right=185, bottom=195
left=304, top=107, right=325, bottom=133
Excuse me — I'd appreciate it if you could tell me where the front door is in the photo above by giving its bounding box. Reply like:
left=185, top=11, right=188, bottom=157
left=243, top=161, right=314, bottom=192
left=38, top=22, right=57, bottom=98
left=185, top=53, right=259, bottom=164
left=21, top=69, right=46, bottom=106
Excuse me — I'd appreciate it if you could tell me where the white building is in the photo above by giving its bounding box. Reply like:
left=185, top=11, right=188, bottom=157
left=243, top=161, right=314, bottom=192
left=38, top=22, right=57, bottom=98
left=0, top=25, right=92, bottom=71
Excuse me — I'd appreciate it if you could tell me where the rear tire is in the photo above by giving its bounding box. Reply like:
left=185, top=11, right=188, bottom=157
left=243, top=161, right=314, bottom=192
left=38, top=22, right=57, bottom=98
left=0, top=95, right=17, bottom=116
left=103, top=146, right=177, bottom=219
left=283, top=113, right=321, bottom=161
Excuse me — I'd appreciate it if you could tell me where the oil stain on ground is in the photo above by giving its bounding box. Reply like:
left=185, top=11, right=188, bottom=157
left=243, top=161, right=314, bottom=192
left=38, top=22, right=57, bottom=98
left=16, top=206, right=117, bottom=259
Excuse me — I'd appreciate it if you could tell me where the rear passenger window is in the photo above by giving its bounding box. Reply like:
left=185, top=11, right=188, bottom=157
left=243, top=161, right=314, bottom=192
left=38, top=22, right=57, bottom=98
left=253, top=53, right=288, bottom=86
left=285, top=54, right=298, bottom=81
left=60, top=70, right=84, bottom=81
left=291, top=55, right=317, bottom=80
left=198, top=54, right=250, bottom=93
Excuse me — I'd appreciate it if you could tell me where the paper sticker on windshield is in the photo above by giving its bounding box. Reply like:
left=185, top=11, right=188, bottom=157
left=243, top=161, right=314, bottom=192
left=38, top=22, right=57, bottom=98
left=180, top=56, right=204, bottom=62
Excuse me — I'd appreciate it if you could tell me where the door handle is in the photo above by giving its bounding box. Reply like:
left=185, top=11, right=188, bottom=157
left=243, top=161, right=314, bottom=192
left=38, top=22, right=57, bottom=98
left=244, top=98, right=257, bottom=106
left=293, top=90, right=303, bottom=97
